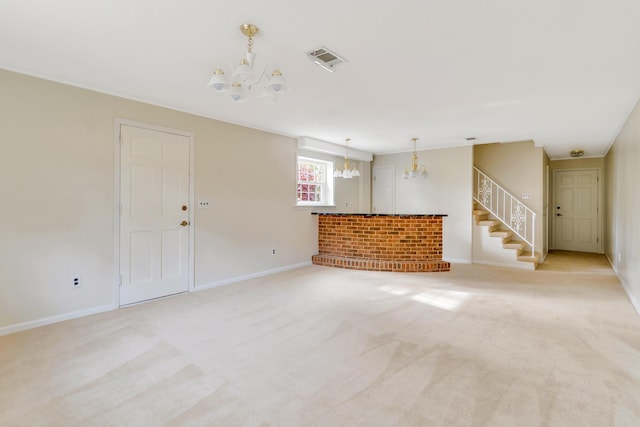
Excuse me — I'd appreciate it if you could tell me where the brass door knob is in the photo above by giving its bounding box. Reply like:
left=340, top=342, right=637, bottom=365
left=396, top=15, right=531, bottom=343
left=180, top=220, right=190, bottom=226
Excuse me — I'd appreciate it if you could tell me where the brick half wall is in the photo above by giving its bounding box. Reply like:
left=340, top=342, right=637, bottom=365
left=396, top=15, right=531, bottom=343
left=312, top=214, right=450, bottom=272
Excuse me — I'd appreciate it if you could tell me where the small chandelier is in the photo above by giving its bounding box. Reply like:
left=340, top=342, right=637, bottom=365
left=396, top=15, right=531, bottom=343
left=208, top=24, right=287, bottom=103
left=334, top=138, right=360, bottom=179
left=401, top=137, right=428, bottom=179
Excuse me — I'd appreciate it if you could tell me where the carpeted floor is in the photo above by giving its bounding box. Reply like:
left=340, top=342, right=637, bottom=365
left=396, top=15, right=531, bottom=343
left=1, top=252, right=639, bottom=426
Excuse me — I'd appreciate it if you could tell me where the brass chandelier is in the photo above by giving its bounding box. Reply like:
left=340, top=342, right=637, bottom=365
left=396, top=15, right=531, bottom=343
left=208, top=24, right=287, bottom=103
left=401, top=137, right=428, bottom=179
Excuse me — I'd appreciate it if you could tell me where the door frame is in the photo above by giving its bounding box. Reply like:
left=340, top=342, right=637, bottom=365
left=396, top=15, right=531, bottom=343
left=113, top=119, right=195, bottom=307
left=551, top=167, right=603, bottom=253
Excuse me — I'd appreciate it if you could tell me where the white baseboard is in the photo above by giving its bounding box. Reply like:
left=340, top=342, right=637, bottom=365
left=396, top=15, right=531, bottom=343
left=473, top=260, right=535, bottom=271
left=621, top=278, right=640, bottom=316
left=0, top=304, right=116, bottom=337
left=194, top=261, right=313, bottom=292
left=445, top=258, right=472, bottom=264
left=605, top=254, right=640, bottom=317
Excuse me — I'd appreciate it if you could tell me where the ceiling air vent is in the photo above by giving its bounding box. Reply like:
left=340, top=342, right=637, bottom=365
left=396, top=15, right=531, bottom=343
left=306, top=46, right=347, bottom=72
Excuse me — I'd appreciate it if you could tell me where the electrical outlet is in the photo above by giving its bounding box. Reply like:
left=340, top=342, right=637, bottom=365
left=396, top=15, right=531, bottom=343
left=272, top=248, right=276, bottom=255
left=72, top=276, right=81, bottom=288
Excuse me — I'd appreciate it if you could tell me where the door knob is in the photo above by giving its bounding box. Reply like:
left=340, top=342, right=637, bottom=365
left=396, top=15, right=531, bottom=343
left=556, top=213, right=562, bottom=217
left=180, top=220, right=190, bottom=226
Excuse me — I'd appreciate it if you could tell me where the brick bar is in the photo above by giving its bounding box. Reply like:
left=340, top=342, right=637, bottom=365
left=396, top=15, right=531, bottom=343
left=312, top=213, right=450, bottom=273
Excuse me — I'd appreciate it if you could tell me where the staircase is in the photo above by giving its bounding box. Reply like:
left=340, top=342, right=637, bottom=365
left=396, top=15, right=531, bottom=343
left=472, top=166, right=540, bottom=270
left=473, top=208, right=539, bottom=270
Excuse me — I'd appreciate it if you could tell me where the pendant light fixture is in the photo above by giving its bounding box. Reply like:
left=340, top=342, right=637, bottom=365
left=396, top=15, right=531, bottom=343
left=401, top=137, right=428, bottom=179
left=208, top=24, right=287, bottom=103
left=334, top=138, right=360, bottom=179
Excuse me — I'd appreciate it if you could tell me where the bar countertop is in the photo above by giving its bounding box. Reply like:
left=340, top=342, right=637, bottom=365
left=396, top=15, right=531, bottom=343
left=311, top=212, right=447, bottom=217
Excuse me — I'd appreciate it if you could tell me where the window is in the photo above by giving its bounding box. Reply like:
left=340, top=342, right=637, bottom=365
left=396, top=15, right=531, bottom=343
left=296, top=156, right=334, bottom=206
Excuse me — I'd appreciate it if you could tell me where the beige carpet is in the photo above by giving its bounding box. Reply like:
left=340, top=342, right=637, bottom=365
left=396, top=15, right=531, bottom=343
left=1, top=252, right=639, bottom=426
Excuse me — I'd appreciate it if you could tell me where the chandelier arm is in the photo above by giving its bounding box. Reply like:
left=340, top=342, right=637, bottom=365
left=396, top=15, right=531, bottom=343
left=216, top=61, right=235, bottom=74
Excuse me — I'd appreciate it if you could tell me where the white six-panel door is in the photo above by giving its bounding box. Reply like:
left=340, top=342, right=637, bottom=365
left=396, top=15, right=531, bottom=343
left=372, top=166, right=395, bottom=214
left=554, top=169, right=599, bottom=253
left=119, top=125, right=191, bottom=305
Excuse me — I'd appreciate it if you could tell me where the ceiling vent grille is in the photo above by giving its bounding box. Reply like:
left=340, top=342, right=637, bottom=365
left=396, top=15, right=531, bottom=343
left=306, top=46, right=347, bottom=72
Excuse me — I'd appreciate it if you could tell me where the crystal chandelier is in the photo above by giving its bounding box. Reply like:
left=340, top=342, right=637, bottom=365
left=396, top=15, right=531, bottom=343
left=334, top=138, right=360, bottom=179
left=207, top=24, right=287, bottom=103
left=401, top=137, right=428, bottom=179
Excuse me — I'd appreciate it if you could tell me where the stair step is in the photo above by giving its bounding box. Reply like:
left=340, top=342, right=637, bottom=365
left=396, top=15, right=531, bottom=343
left=503, top=240, right=526, bottom=250
left=473, top=210, right=489, bottom=216
left=518, top=251, right=540, bottom=266
left=489, top=230, right=513, bottom=238
left=478, top=220, right=500, bottom=226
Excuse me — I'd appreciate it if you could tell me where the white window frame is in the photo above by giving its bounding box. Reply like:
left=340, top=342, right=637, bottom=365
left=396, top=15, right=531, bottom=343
left=296, top=156, right=335, bottom=207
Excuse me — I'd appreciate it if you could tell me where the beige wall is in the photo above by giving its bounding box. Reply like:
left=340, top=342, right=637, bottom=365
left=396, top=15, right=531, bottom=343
left=548, top=157, right=605, bottom=252
left=605, top=97, right=640, bottom=314
left=372, top=145, right=473, bottom=263
left=474, top=141, right=545, bottom=254
left=0, top=69, right=367, bottom=332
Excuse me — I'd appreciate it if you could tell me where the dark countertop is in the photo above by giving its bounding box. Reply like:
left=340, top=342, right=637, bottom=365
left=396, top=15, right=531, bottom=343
left=311, top=213, right=447, bottom=217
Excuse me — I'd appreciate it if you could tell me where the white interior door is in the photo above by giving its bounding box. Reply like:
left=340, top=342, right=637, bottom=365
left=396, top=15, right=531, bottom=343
left=119, top=125, right=191, bottom=305
left=554, top=169, right=599, bottom=252
left=372, top=165, right=394, bottom=214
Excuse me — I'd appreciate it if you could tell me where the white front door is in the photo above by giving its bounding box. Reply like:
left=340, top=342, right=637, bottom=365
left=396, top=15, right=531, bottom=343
left=119, top=125, right=191, bottom=305
left=372, top=166, right=395, bottom=214
left=554, top=169, right=599, bottom=252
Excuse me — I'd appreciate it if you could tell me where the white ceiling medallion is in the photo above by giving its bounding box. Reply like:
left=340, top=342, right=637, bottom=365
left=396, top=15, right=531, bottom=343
left=208, top=24, right=287, bottom=103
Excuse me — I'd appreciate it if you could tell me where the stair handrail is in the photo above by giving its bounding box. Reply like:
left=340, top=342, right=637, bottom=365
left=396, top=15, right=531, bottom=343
left=473, top=166, right=536, bottom=255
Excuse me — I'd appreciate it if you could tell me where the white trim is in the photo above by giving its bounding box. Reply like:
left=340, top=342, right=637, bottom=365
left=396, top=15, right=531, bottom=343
left=0, top=304, right=116, bottom=337
left=606, top=254, right=640, bottom=317
left=618, top=276, right=640, bottom=317
left=472, top=260, right=535, bottom=270
left=114, top=119, right=196, bottom=306
left=298, top=137, right=373, bottom=161
left=444, top=258, right=472, bottom=264
left=551, top=155, right=606, bottom=161
left=194, top=262, right=312, bottom=292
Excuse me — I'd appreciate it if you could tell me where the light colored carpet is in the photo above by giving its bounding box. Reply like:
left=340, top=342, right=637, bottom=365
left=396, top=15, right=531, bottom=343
left=1, top=253, right=639, bottom=426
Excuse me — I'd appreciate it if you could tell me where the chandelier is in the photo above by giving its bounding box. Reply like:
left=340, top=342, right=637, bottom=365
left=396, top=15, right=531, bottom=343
left=334, top=138, right=360, bottom=179
left=401, top=137, right=428, bottom=179
left=208, top=24, right=287, bottom=103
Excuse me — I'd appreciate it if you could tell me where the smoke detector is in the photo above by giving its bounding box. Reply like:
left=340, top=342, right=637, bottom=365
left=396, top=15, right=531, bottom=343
left=306, top=46, right=347, bottom=72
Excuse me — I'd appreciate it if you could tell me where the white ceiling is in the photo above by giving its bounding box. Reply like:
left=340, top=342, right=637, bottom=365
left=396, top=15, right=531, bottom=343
left=2, top=0, right=640, bottom=159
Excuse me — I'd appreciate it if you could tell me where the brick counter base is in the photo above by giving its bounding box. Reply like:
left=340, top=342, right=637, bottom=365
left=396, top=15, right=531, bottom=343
left=312, top=254, right=450, bottom=272
left=313, top=214, right=450, bottom=273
